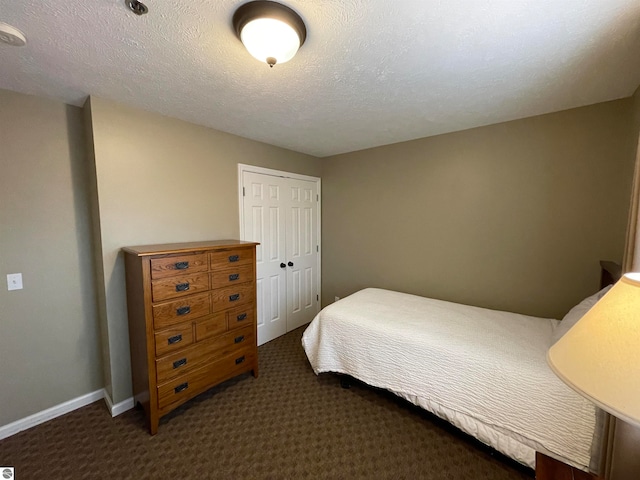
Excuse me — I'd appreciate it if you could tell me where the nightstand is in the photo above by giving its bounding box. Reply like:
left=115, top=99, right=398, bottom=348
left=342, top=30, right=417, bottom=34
left=536, top=452, right=603, bottom=480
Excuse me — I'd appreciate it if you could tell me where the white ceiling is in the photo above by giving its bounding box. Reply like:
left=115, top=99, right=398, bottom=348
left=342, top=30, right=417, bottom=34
left=1, top=0, right=639, bottom=157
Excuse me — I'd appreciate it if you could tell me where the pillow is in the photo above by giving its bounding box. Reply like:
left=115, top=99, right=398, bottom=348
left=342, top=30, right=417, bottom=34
left=551, top=285, right=612, bottom=344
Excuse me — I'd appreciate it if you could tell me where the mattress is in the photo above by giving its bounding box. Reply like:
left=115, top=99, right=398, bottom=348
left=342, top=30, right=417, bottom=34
left=301, top=288, right=598, bottom=470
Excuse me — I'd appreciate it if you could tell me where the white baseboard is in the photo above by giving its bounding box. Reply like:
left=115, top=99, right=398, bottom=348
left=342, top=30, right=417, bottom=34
left=0, top=389, right=105, bottom=441
left=0, top=389, right=136, bottom=441
left=103, top=390, right=135, bottom=417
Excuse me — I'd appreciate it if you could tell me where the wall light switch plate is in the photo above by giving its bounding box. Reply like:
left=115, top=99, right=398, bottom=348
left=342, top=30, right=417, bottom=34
left=7, top=273, right=23, bottom=291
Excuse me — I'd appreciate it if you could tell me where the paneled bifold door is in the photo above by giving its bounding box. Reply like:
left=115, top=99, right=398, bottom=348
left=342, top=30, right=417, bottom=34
left=240, top=168, right=321, bottom=345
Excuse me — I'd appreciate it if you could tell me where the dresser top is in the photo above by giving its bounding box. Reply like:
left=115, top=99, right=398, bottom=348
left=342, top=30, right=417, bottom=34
left=122, top=240, right=259, bottom=256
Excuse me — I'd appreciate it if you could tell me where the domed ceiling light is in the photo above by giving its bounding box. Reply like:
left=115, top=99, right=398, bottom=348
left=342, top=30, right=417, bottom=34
left=232, top=1, right=306, bottom=68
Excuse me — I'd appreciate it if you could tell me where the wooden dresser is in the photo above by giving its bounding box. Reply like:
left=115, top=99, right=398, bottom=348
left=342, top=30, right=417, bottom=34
left=122, top=240, right=259, bottom=434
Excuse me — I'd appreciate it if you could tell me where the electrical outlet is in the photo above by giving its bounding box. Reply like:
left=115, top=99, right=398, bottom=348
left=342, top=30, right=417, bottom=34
left=7, top=273, right=23, bottom=291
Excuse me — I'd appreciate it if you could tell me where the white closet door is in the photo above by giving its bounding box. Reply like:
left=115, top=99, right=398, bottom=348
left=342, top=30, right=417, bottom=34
left=241, top=168, right=321, bottom=345
left=286, top=179, right=319, bottom=331
left=242, top=172, right=287, bottom=345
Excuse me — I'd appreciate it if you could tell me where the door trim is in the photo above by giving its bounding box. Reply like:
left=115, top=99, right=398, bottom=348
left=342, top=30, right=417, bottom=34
left=237, top=163, right=322, bottom=324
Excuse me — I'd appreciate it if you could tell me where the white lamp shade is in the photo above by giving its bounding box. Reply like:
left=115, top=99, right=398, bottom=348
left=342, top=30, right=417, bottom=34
left=240, top=18, right=301, bottom=65
left=547, top=273, right=640, bottom=428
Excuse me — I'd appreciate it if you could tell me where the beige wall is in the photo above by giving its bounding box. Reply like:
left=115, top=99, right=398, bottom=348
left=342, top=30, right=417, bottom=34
left=86, top=97, right=322, bottom=403
left=321, top=99, right=636, bottom=319
left=0, top=89, right=103, bottom=426
left=631, top=84, right=640, bottom=149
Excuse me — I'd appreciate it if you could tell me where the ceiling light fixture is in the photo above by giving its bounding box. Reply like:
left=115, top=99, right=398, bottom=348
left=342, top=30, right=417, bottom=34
left=0, top=22, right=27, bottom=47
left=232, top=1, right=306, bottom=68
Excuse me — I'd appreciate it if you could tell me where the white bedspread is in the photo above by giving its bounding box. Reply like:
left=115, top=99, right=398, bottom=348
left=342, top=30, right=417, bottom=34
left=301, top=288, right=597, bottom=470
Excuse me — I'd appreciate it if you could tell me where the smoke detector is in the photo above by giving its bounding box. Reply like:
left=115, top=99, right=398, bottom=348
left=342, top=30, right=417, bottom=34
left=0, top=22, right=27, bottom=46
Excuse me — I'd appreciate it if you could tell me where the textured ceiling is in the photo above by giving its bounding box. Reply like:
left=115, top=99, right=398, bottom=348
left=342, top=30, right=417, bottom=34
left=1, top=0, right=639, bottom=157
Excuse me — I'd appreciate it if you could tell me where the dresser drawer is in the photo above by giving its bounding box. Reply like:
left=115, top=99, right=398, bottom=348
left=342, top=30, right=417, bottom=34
left=227, top=305, right=255, bottom=331
left=156, top=325, right=254, bottom=383
left=210, top=263, right=254, bottom=289
left=152, top=293, right=210, bottom=330
left=157, top=348, right=256, bottom=410
left=154, top=323, right=194, bottom=357
left=150, top=253, right=208, bottom=280
left=211, top=325, right=254, bottom=359
left=194, top=312, right=227, bottom=342
left=212, top=283, right=254, bottom=311
left=210, top=248, right=254, bottom=269
left=151, top=273, right=210, bottom=302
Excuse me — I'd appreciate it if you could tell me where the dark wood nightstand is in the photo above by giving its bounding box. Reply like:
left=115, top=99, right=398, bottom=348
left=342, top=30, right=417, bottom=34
left=536, top=452, right=603, bottom=480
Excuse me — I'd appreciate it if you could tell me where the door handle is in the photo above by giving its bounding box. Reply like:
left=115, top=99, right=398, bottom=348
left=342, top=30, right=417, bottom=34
left=288, top=261, right=294, bottom=267
left=280, top=263, right=286, bottom=268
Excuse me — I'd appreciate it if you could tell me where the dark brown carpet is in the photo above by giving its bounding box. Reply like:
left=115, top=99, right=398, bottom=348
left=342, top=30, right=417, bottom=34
left=0, top=327, right=534, bottom=479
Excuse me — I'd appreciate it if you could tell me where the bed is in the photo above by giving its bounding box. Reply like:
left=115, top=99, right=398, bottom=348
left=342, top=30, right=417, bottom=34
left=301, top=282, right=614, bottom=472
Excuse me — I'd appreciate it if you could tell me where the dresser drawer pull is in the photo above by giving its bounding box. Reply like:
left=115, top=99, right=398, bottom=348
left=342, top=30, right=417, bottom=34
left=228, top=273, right=240, bottom=281
left=176, top=306, right=191, bottom=316
left=175, top=282, right=190, bottom=292
left=173, top=358, right=187, bottom=369
left=236, top=313, right=247, bottom=321
left=229, top=293, right=240, bottom=302
left=167, top=334, right=183, bottom=345
left=228, top=255, right=240, bottom=262
left=234, top=335, right=245, bottom=344
left=174, top=382, right=189, bottom=393
left=235, top=355, right=245, bottom=365
left=175, top=261, right=189, bottom=270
